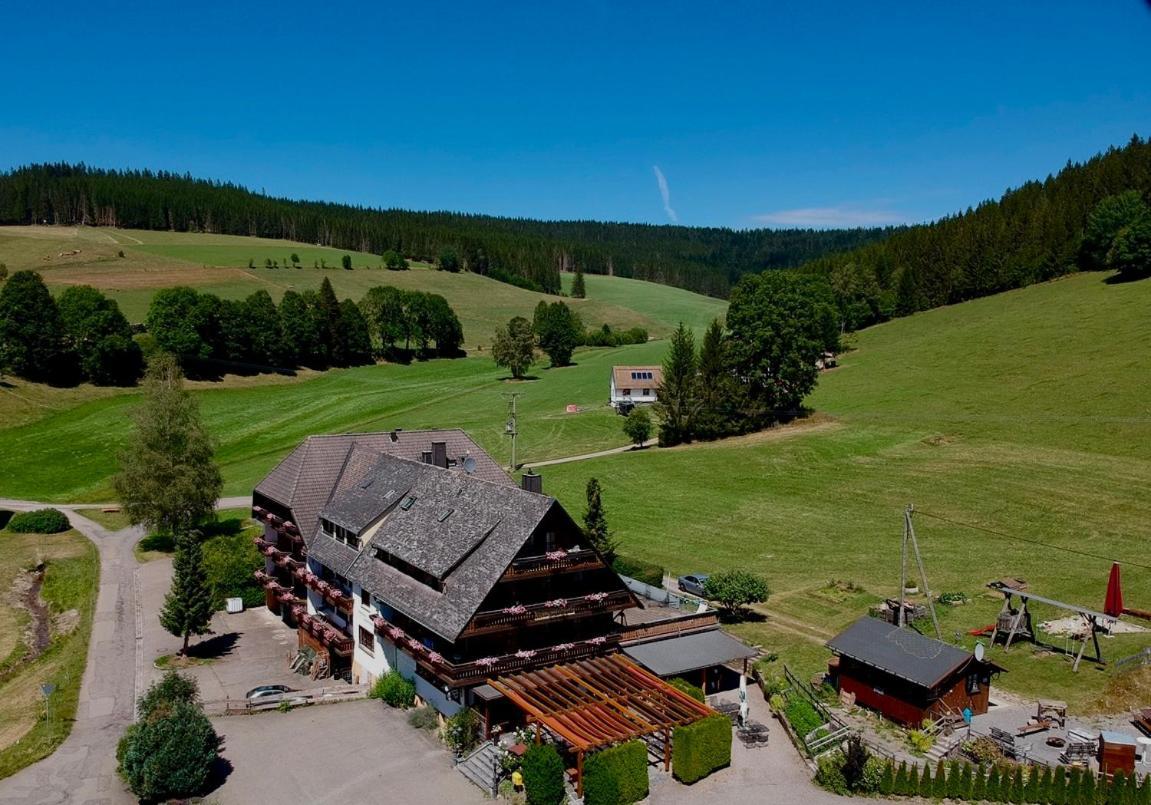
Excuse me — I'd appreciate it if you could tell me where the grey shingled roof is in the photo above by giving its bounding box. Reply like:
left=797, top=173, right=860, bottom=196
left=333, top=454, right=559, bottom=642
left=253, top=430, right=511, bottom=545
left=623, top=630, right=757, bottom=677
left=826, top=616, right=973, bottom=690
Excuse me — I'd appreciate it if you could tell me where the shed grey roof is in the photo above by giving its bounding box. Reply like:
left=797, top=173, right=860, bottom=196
left=253, top=430, right=511, bottom=545
left=623, top=629, right=757, bottom=677
left=329, top=453, right=563, bottom=642
left=827, top=616, right=975, bottom=690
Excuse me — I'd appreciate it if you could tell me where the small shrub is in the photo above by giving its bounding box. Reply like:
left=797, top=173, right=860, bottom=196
left=369, top=670, right=415, bottom=708
left=816, top=751, right=849, bottom=795
left=611, top=554, right=664, bottom=587
left=116, top=700, right=221, bottom=801
left=965, top=735, right=1005, bottom=764
left=7, top=508, right=70, bottom=533
left=842, top=734, right=870, bottom=792
left=938, top=591, right=970, bottom=605
left=407, top=705, right=438, bottom=731
left=668, top=677, right=706, bottom=703
left=277, top=700, right=293, bottom=712
left=137, top=671, right=200, bottom=720
left=672, top=714, right=732, bottom=784
left=442, top=708, right=481, bottom=754
left=584, top=740, right=648, bottom=805
left=768, top=693, right=786, bottom=712
left=522, top=743, right=565, bottom=805
left=907, top=728, right=934, bottom=756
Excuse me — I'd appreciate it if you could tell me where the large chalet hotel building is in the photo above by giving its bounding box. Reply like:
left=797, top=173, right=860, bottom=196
left=250, top=429, right=754, bottom=732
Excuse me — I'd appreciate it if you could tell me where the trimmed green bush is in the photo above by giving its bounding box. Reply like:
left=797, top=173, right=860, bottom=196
left=137, top=671, right=199, bottom=719
left=783, top=696, right=823, bottom=740
left=611, top=554, right=664, bottom=586
left=672, top=714, right=732, bottom=784
left=522, top=743, right=565, bottom=805
left=584, top=740, right=648, bottom=805
left=7, top=508, right=70, bottom=533
left=369, top=670, right=415, bottom=708
left=816, top=751, right=849, bottom=795
left=139, top=532, right=176, bottom=553
left=668, top=677, right=706, bottom=703
left=116, top=700, right=221, bottom=801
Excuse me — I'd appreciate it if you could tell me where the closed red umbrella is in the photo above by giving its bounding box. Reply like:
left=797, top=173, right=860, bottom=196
left=1104, top=562, right=1124, bottom=618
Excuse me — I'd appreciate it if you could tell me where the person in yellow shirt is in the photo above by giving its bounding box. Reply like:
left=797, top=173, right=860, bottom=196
left=511, top=768, right=524, bottom=792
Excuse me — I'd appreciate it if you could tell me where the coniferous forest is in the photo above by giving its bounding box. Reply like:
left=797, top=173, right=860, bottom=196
left=797, top=135, right=1151, bottom=329
left=0, top=164, right=888, bottom=297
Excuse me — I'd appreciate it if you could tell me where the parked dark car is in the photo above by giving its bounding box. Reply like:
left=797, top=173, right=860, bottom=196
left=245, top=684, right=293, bottom=702
left=677, top=574, right=709, bottom=597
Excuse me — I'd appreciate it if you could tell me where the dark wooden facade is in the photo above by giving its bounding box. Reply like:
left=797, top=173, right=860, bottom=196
left=830, top=655, right=995, bottom=726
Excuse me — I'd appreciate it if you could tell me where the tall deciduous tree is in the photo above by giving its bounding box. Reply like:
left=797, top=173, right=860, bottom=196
left=243, top=289, right=284, bottom=366
left=534, top=301, right=582, bottom=367
left=583, top=478, right=617, bottom=564
left=654, top=322, right=699, bottom=446
left=622, top=406, right=652, bottom=447
left=113, top=353, right=222, bottom=535
left=491, top=316, right=535, bottom=379
left=57, top=284, right=143, bottom=385
left=0, top=270, right=72, bottom=383
left=725, top=272, right=837, bottom=425
left=159, top=528, right=214, bottom=654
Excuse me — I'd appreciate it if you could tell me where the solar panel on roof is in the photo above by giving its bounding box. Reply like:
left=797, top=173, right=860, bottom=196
left=400, top=495, right=417, bottom=510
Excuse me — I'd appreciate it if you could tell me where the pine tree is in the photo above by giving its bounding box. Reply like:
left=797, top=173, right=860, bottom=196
left=1050, top=767, right=1066, bottom=805
left=159, top=529, right=214, bottom=654
left=113, top=353, right=222, bottom=535
left=894, top=762, right=908, bottom=796
left=971, top=765, right=986, bottom=803
left=571, top=267, right=586, bottom=298
left=583, top=478, right=617, bottom=564
left=879, top=761, right=895, bottom=796
left=905, top=764, right=919, bottom=797
left=1079, top=768, right=1096, bottom=805
left=934, top=760, right=948, bottom=798
left=654, top=322, right=699, bottom=446
left=919, top=764, right=933, bottom=798
left=1067, top=768, right=1083, bottom=805
left=988, top=767, right=1002, bottom=802
left=1139, top=772, right=1151, bottom=805
left=959, top=762, right=974, bottom=801
left=1010, top=766, right=1025, bottom=803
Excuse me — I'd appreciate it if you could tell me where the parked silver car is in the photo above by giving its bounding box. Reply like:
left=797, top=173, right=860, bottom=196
left=677, top=574, right=709, bottom=597
left=245, top=684, right=293, bottom=702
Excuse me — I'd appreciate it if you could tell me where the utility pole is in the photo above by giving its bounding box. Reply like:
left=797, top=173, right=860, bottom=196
left=899, top=504, right=942, bottom=639
left=504, top=393, right=521, bottom=471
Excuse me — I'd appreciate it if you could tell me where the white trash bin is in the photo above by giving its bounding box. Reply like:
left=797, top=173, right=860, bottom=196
left=225, top=597, right=244, bottom=614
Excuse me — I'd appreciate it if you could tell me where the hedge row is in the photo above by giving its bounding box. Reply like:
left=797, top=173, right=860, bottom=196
left=7, top=508, right=70, bottom=533
left=584, top=740, right=648, bottom=805
left=611, top=554, right=664, bottom=587
left=523, top=743, right=566, bottom=805
left=877, top=758, right=1151, bottom=804
left=668, top=677, right=706, bottom=703
left=673, top=714, right=732, bottom=784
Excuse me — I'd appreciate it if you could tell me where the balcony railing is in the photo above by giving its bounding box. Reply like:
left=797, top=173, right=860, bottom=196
left=618, top=611, right=719, bottom=644
left=252, top=507, right=305, bottom=543
left=298, top=612, right=353, bottom=655
left=503, top=549, right=602, bottom=580
left=370, top=612, right=619, bottom=686
left=460, top=589, right=634, bottom=636
left=295, top=570, right=354, bottom=613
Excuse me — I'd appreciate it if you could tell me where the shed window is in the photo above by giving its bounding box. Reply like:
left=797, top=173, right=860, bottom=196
left=966, top=674, right=981, bottom=695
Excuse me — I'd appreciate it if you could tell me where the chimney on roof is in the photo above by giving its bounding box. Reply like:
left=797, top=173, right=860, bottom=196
left=521, top=471, right=543, bottom=495
left=420, top=450, right=432, bottom=464
left=431, top=441, right=448, bottom=469
left=389, top=429, right=402, bottom=443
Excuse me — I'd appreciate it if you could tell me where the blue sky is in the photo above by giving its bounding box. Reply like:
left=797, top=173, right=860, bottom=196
left=1, top=1, right=1149, bottom=228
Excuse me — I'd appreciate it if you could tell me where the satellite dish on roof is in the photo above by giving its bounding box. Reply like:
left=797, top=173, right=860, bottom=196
left=974, top=642, right=985, bottom=662
left=463, top=456, right=477, bottom=474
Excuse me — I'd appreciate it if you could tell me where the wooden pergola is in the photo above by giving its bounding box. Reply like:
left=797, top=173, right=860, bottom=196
left=488, top=654, right=714, bottom=795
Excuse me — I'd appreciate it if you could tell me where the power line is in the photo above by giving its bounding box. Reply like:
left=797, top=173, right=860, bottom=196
left=914, top=509, right=1151, bottom=572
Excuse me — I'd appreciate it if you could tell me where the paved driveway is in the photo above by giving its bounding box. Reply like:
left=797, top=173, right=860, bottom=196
left=139, top=558, right=327, bottom=707
left=211, top=700, right=483, bottom=804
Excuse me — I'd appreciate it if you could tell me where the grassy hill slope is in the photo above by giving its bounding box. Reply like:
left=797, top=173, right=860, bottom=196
left=0, top=226, right=725, bottom=347
left=540, top=272, right=1151, bottom=709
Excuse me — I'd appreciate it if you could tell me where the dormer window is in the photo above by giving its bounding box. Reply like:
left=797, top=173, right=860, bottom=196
left=400, top=495, right=417, bottom=511
left=321, top=517, right=360, bottom=550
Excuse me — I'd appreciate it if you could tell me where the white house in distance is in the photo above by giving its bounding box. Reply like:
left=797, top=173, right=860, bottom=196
left=610, top=365, right=662, bottom=408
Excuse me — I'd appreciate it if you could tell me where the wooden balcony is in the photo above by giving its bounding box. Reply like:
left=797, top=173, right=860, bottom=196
left=460, top=589, right=633, bottom=637
left=502, top=549, right=603, bottom=580
left=252, top=507, right=305, bottom=544
left=298, top=612, right=353, bottom=655
left=618, top=611, right=719, bottom=644
left=370, top=612, right=620, bottom=687
left=295, top=569, right=353, bottom=614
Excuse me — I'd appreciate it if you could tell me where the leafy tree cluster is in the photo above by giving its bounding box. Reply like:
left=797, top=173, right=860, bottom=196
left=655, top=274, right=838, bottom=445
left=0, top=271, right=142, bottom=385
left=359, top=286, right=463, bottom=357
left=0, top=164, right=889, bottom=297
left=117, top=672, right=222, bottom=801
left=532, top=300, right=583, bottom=367
left=799, top=134, right=1151, bottom=329
left=147, top=277, right=373, bottom=370
left=582, top=323, right=648, bottom=347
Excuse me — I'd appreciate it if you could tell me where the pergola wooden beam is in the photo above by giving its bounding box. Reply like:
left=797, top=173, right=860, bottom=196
left=489, top=654, right=715, bottom=796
